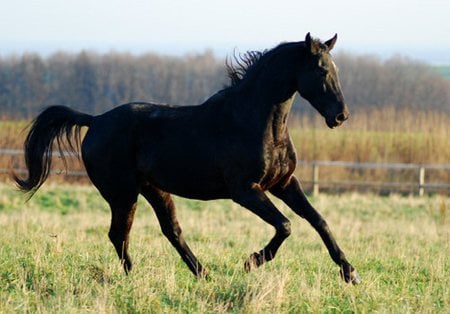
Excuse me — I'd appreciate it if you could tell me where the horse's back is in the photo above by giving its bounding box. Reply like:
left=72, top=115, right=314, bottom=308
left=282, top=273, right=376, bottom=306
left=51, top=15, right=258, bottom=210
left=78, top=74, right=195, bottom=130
left=80, top=102, right=230, bottom=199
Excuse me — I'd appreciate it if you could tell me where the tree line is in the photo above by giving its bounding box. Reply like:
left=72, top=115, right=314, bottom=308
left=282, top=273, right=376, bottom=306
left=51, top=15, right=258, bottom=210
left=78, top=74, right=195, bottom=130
left=0, top=49, right=448, bottom=118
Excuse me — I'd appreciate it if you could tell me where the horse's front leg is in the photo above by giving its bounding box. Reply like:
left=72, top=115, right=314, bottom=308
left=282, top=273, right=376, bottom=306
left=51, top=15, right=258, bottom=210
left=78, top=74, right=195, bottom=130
left=270, top=176, right=361, bottom=284
left=231, top=183, right=292, bottom=271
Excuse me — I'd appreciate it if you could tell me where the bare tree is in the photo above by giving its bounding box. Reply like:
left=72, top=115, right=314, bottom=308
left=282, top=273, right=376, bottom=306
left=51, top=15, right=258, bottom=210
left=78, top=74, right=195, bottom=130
left=0, top=50, right=448, bottom=118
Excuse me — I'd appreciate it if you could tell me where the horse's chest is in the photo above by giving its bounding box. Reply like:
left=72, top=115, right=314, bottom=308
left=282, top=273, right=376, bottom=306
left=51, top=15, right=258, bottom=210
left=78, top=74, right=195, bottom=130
left=259, top=143, right=295, bottom=189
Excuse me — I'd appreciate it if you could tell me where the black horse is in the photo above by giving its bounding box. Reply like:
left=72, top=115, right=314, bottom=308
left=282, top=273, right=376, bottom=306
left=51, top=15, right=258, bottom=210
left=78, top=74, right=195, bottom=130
left=15, top=33, right=360, bottom=284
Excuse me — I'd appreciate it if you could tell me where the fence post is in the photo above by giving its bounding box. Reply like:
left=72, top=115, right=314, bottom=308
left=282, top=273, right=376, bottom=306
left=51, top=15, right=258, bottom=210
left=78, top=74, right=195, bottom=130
left=418, top=166, right=425, bottom=196
left=312, top=163, right=319, bottom=196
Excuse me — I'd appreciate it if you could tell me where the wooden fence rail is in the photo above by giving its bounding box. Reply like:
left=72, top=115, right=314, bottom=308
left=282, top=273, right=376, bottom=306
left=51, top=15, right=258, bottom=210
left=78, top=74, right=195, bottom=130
left=297, top=160, right=450, bottom=196
left=1, top=149, right=449, bottom=195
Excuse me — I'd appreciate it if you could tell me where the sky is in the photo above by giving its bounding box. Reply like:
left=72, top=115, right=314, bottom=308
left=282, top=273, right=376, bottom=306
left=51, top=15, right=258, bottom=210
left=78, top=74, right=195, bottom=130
left=1, top=0, right=449, bottom=64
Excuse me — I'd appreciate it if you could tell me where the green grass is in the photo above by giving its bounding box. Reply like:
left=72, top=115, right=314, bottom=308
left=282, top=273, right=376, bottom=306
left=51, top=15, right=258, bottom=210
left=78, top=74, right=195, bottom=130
left=0, top=183, right=449, bottom=313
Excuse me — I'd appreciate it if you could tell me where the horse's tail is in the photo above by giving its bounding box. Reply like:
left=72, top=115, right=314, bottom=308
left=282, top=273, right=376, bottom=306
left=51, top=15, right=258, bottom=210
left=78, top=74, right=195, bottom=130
left=14, top=106, right=93, bottom=196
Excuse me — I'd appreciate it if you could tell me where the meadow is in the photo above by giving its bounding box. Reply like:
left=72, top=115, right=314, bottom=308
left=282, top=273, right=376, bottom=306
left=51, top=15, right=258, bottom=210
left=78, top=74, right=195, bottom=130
left=0, top=183, right=448, bottom=313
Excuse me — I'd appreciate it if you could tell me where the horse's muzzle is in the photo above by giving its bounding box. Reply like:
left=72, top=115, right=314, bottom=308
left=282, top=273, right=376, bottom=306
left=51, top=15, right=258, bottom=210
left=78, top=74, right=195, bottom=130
left=327, top=110, right=349, bottom=128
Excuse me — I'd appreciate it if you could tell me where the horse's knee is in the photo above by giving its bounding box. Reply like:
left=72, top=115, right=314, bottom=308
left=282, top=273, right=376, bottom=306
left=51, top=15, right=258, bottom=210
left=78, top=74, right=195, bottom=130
left=316, top=217, right=330, bottom=232
left=278, top=220, right=291, bottom=238
left=161, top=223, right=183, bottom=242
left=303, top=211, right=328, bottom=230
left=108, top=227, right=124, bottom=242
left=108, top=228, right=117, bottom=242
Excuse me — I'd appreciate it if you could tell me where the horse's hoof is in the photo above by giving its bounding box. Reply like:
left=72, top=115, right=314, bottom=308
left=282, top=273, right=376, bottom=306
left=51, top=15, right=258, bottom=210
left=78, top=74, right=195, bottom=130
left=349, top=270, right=361, bottom=285
left=197, top=270, right=210, bottom=281
left=340, top=265, right=362, bottom=285
left=244, top=260, right=252, bottom=273
left=244, top=252, right=262, bottom=272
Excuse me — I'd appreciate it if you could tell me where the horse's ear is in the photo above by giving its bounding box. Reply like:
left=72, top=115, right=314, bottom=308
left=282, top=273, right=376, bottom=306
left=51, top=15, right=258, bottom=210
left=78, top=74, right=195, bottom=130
left=305, top=32, right=320, bottom=55
left=325, top=34, right=338, bottom=51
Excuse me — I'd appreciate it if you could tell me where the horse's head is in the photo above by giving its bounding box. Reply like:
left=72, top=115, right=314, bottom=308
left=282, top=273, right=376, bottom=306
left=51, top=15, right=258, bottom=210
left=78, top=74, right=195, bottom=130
left=297, top=33, right=349, bottom=128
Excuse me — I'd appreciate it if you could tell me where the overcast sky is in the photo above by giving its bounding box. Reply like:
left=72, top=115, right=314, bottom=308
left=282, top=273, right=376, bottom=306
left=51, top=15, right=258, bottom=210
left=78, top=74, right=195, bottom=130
left=1, top=0, right=449, bottom=64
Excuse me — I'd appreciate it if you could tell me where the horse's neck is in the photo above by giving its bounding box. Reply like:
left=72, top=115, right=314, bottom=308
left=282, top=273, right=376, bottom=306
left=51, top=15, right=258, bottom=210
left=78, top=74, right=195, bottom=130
left=236, top=72, right=296, bottom=141
left=263, top=95, right=295, bottom=143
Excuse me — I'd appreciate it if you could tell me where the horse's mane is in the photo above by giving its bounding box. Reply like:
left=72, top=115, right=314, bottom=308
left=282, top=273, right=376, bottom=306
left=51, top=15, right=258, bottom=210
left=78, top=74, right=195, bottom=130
left=225, top=50, right=267, bottom=87
left=224, top=42, right=304, bottom=88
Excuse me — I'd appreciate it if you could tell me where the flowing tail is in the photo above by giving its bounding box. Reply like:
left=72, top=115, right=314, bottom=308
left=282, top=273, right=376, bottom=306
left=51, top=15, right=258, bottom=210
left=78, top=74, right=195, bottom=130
left=14, top=106, right=93, bottom=196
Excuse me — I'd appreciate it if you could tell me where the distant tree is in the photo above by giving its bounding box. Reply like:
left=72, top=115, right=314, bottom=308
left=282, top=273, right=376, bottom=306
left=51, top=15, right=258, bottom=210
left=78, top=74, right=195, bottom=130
left=3, top=54, right=47, bottom=117
left=0, top=50, right=448, bottom=118
left=335, top=53, right=450, bottom=112
left=67, top=52, right=98, bottom=112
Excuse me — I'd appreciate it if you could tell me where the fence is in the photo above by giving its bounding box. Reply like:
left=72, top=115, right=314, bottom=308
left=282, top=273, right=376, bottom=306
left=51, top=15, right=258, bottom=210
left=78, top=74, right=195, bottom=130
left=297, top=160, right=450, bottom=196
left=1, top=149, right=450, bottom=195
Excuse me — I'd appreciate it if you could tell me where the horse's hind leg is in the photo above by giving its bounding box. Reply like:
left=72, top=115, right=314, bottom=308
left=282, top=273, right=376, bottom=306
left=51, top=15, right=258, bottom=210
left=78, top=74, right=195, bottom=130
left=140, top=185, right=206, bottom=278
left=107, top=194, right=138, bottom=274
left=106, top=191, right=138, bottom=274
left=87, top=174, right=139, bottom=274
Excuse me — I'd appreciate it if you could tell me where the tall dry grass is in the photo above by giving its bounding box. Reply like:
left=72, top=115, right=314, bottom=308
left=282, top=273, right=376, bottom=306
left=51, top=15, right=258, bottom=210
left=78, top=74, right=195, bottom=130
left=290, top=107, right=449, bottom=164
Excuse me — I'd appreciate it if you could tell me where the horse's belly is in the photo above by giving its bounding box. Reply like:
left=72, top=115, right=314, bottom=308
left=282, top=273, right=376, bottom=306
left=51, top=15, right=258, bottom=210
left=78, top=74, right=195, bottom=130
left=140, top=158, right=230, bottom=200
left=151, top=176, right=230, bottom=200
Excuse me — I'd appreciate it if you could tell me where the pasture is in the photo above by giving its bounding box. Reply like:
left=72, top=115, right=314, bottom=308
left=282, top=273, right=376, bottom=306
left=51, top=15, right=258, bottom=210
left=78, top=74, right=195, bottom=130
left=0, top=183, right=448, bottom=313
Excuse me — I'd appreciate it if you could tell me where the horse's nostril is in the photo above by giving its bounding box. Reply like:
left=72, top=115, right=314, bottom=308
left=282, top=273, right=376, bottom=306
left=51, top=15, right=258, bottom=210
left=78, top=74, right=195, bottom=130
left=336, top=112, right=349, bottom=122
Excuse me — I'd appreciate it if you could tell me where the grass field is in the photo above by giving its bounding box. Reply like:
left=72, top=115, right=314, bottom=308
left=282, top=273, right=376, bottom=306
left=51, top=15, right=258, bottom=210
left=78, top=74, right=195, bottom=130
left=0, top=183, right=448, bottom=313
